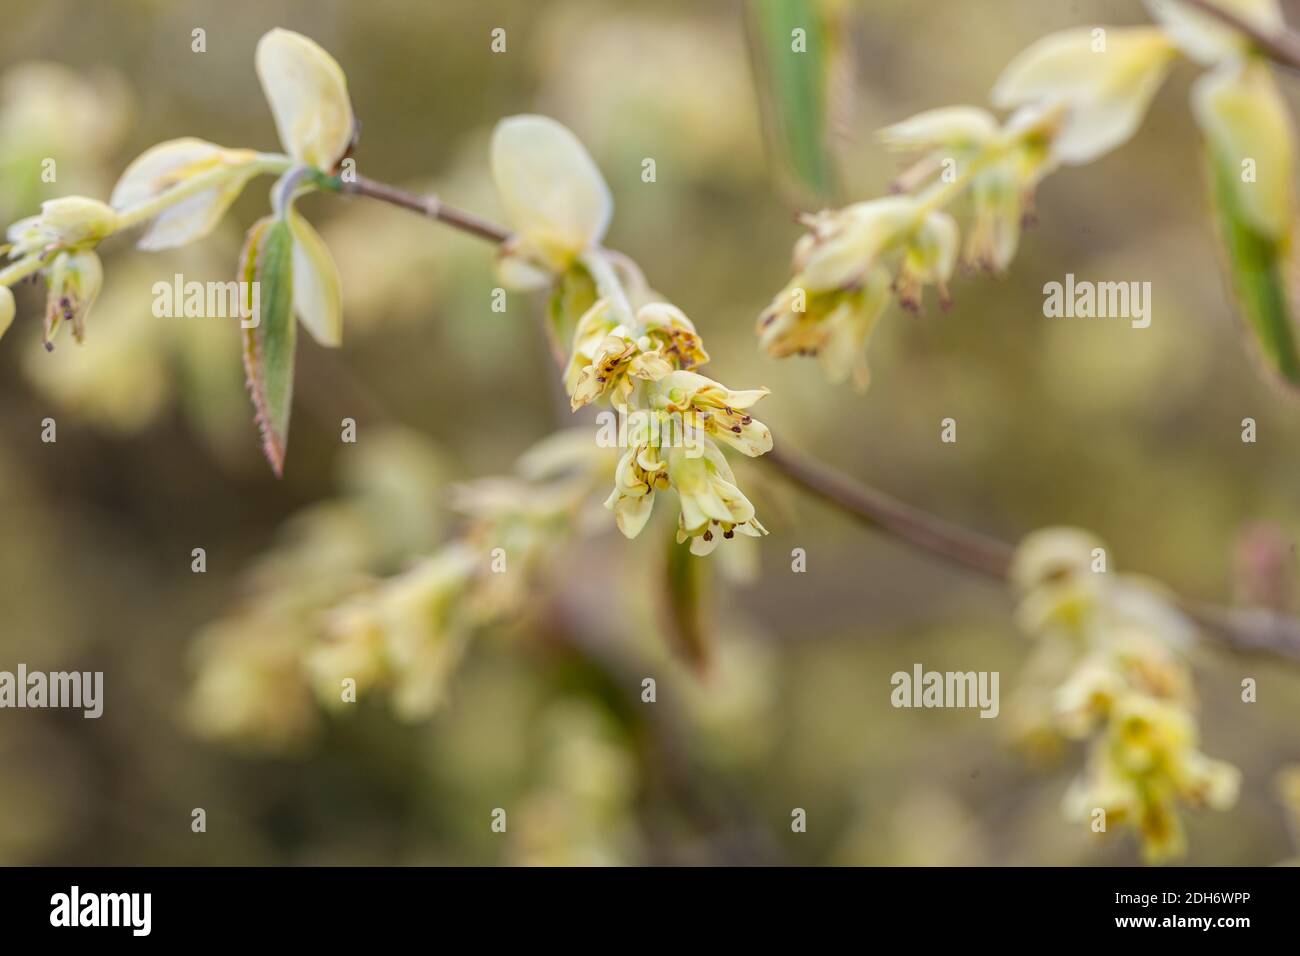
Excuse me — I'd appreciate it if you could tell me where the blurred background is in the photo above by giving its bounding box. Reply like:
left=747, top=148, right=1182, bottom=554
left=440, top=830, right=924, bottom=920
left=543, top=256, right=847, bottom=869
left=1, top=0, right=1299, bottom=865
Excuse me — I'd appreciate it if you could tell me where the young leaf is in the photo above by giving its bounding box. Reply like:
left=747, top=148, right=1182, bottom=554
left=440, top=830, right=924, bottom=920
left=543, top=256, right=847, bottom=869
left=746, top=0, right=841, bottom=207
left=239, top=216, right=297, bottom=475
left=662, top=530, right=713, bottom=674
left=1206, top=146, right=1300, bottom=389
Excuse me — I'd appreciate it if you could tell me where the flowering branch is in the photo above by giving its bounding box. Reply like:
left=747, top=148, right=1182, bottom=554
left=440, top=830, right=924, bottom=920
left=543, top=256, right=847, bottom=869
left=318, top=170, right=1300, bottom=667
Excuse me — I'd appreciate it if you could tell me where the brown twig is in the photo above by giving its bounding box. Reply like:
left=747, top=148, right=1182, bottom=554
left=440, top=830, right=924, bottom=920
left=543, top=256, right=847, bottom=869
left=764, top=444, right=1014, bottom=579
left=334, top=175, right=1300, bottom=665
left=340, top=175, right=511, bottom=244
left=1175, top=0, right=1300, bottom=71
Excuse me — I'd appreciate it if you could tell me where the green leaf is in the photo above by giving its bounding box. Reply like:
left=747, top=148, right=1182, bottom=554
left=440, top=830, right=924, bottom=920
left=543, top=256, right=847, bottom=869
left=663, top=531, right=713, bottom=674
left=1207, top=145, right=1300, bottom=389
left=239, top=216, right=297, bottom=476
left=746, top=0, right=840, bottom=206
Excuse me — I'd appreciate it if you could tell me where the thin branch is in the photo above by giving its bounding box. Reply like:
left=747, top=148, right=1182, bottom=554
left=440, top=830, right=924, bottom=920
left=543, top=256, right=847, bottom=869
left=333, top=173, right=1300, bottom=666
left=1175, top=0, right=1300, bottom=72
left=340, top=175, right=511, bottom=244
left=765, top=442, right=1300, bottom=665
left=764, top=444, right=1013, bottom=579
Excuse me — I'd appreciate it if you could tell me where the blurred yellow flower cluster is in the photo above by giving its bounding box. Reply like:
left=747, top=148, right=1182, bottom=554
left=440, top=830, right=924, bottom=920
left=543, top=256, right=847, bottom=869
left=189, top=428, right=614, bottom=747
left=1010, top=527, right=1240, bottom=862
left=758, top=0, right=1293, bottom=391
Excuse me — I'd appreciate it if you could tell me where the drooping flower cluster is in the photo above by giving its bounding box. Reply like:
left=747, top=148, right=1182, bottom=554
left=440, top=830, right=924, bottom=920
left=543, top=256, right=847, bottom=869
left=757, top=0, right=1291, bottom=390
left=306, top=430, right=613, bottom=720
left=3, top=196, right=116, bottom=348
left=1010, top=528, right=1240, bottom=862
left=490, top=115, right=774, bottom=555
left=189, top=427, right=614, bottom=747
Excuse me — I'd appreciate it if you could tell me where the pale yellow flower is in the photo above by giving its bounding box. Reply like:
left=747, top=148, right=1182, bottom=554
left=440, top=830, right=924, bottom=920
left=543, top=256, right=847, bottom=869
left=794, top=197, right=919, bottom=292
left=255, top=28, right=355, bottom=170
left=669, top=441, right=767, bottom=556
left=565, top=300, right=706, bottom=410
left=758, top=194, right=967, bottom=388
left=758, top=265, right=891, bottom=391
left=1010, top=526, right=1105, bottom=594
left=375, top=546, right=477, bottom=720
left=491, top=114, right=612, bottom=287
left=651, top=369, right=772, bottom=458
left=605, top=441, right=670, bottom=539
left=1017, top=527, right=1239, bottom=862
left=1055, top=655, right=1126, bottom=737
left=963, top=162, right=1027, bottom=273
left=992, top=27, right=1176, bottom=165
left=1176, top=750, right=1241, bottom=811
left=110, top=139, right=263, bottom=250
left=894, top=210, right=959, bottom=311
left=308, top=600, right=388, bottom=710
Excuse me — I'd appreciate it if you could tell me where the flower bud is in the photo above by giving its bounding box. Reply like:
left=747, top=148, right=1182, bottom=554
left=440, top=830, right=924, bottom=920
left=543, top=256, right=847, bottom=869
left=668, top=442, right=767, bottom=556
left=7, top=196, right=117, bottom=256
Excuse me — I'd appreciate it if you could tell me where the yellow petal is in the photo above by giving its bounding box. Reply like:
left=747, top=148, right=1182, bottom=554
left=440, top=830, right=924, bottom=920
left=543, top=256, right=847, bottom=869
left=490, top=115, right=612, bottom=271
left=613, top=490, right=656, bottom=539
left=111, top=138, right=261, bottom=250
left=1193, top=60, right=1295, bottom=239
left=916, top=211, right=960, bottom=284
left=1010, top=526, right=1105, bottom=593
left=878, top=106, right=999, bottom=151
left=286, top=211, right=343, bottom=347
left=1145, top=0, right=1282, bottom=65
left=992, top=27, right=1175, bottom=165
left=0, top=286, right=14, bottom=340
left=798, top=198, right=917, bottom=291
left=255, top=28, right=354, bottom=169
left=817, top=267, right=890, bottom=390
